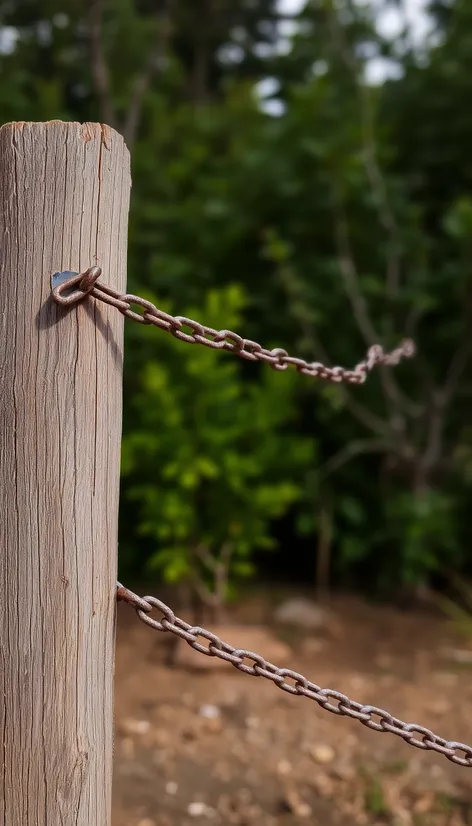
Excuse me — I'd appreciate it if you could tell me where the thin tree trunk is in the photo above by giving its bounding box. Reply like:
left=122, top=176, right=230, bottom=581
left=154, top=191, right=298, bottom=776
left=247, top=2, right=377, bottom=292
left=316, top=495, right=333, bottom=601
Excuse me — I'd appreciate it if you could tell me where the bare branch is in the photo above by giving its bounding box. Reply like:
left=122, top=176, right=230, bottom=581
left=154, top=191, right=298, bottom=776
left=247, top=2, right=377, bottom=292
left=214, top=542, right=233, bottom=607
left=192, top=541, right=233, bottom=616
left=327, top=4, right=420, bottom=420
left=320, top=437, right=393, bottom=478
left=219, top=541, right=234, bottom=566
left=331, top=0, right=401, bottom=297
left=194, top=542, right=217, bottom=572
left=333, top=192, right=421, bottom=419
left=316, top=493, right=333, bottom=601
left=84, top=0, right=117, bottom=128
left=195, top=542, right=233, bottom=577
left=335, top=384, right=392, bottom=435
left=420, top=343, right=471, bottom=476
left=192, top=575, right=219, bottom=608
left=420, top=404, right=442, bottom=478
left=123, top=0, right=176, bottom=151
left=333, top=200, right=380, bottom=347
left=358, top=84, right=401, bottom=298
left=275, top=259, right=390, bottom=435
left=312, top=329, right=395, bottom=435
left=438, top=342, right=470, bottom=408
left=405, top=303, right=427, bottom=345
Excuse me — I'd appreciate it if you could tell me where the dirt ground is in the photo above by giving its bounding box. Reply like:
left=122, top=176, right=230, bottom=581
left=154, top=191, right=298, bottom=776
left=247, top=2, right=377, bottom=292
left=112, top=588, right=472, bottom=826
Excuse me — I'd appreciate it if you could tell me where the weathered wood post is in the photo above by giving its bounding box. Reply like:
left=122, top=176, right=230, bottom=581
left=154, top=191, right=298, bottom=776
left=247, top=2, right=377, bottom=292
left=0, top=121, right=130, bottom=825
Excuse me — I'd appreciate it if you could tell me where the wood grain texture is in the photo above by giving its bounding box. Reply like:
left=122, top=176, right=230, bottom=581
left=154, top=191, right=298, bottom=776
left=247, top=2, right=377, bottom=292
left=0, top=121, right=131, bottom=825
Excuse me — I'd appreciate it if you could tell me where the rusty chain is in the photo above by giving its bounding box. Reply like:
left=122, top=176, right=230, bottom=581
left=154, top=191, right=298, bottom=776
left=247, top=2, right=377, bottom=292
left=53, top=267, right=462, bottom=766
left=116, top=584, right=472, bottom=768
left=51, top=267, right=415, bottom=383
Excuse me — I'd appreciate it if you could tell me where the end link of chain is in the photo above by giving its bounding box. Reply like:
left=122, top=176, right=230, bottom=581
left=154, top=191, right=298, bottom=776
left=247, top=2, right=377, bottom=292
left=116, top=582, right=153, bottom=614
left=51, top=266, right=102, bottom=307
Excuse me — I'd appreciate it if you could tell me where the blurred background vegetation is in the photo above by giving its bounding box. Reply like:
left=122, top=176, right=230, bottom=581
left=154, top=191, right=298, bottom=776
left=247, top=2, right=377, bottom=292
left=3, top=0, right=472, bottom=610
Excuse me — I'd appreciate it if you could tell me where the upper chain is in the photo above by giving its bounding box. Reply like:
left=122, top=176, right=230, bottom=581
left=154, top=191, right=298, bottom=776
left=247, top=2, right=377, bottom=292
left=117, top=584, right=472, bottom=769
left=51, top=267, right=415, bottom=383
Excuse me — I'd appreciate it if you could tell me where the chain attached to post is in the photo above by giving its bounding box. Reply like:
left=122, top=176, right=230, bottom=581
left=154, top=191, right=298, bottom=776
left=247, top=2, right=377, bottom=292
left=51, top=266, right=102, bottom=306
left=55, top=267, right=447, bottom=766
left=51, top=268, right=415, bottom=385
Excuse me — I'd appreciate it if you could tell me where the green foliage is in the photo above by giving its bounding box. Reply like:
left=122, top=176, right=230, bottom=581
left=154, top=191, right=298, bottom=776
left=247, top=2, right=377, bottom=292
left=363, top=776, right=389, bottom=818
left=2, top=0, right=472, bottom=596
left=121, top=285, right=314, bottom=597
left=372, top=490, right=461, bottom=589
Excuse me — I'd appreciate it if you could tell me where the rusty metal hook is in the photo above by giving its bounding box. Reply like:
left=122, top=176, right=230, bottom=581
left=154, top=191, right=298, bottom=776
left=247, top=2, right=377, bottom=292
left=51, top=266, right=102, bottom=307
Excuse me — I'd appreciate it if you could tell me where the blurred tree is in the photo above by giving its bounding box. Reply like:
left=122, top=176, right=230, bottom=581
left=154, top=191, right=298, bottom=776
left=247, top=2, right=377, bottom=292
left=120, top=284, right=314, bottom=614
left=1, top=0, right=472, bottom=597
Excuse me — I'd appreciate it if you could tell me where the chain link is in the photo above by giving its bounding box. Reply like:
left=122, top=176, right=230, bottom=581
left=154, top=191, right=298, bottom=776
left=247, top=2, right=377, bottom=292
left=51, top=268, right=415, bottom=384
left=54, top=270, right=448, bottom=764
left=50, top=269, right=469, bottom=768
left=116, top=584, right=472, bottom=769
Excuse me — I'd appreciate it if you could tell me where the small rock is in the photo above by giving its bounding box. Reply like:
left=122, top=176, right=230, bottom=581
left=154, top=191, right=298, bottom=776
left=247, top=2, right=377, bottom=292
left=298, top=803, right=312, bottom=818
left=273, top=598, right=332, bottom=631
left=121, top=718, right=151, bottom=736
left=199, top=704, right=220, bottom=719
left=187, top=802, right=215, bottom=818
left=137, top=819, right=155, bottom=826
left=277, top=759, right=292, bottom=775
left=165, top=781, right=178, bottom=796
left=281, top=788, right=312, bottom=818
left=312, top=771, right=335, bottom=796
left=187, top=802, right=206, bottom=817
left=309, top=744, right=335, bottom=764
left=441, top=647, right=472, bottom=665
left=245, top=716, right=260, bottom=730
left=203, top=716, right=223, bottom=734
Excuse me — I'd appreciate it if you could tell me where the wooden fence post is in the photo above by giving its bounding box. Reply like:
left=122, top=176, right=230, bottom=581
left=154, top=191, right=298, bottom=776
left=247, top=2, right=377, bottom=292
left=0, top=121, right=131, bottom=825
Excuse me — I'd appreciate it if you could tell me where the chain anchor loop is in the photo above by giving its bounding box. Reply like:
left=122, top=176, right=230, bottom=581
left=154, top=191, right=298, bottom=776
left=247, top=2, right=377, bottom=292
left=51, top=266, right=102, bottom=307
